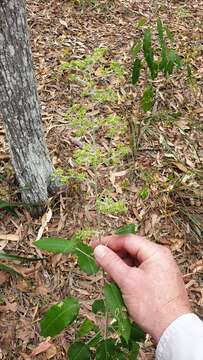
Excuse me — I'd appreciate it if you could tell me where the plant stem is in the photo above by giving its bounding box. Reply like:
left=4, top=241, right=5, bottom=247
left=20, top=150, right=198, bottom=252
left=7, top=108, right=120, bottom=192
left=127, top=115, right=137, bottom=160
left=91, top=123, right=109, bottom=339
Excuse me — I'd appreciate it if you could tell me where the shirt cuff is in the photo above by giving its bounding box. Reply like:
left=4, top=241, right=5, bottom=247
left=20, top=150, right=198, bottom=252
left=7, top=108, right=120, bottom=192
left=156, top=313, right=203, bottom=360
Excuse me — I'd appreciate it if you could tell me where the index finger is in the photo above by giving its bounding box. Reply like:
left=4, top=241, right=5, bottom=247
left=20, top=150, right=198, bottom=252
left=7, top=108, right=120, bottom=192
left=92, top=235, right=162, bottom=264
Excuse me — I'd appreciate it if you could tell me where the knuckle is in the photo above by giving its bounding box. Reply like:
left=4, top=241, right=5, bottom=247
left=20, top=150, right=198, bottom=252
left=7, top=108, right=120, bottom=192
left=110, top=255, right=123, bottom=269
left=103, top=252, right=119, bottom=268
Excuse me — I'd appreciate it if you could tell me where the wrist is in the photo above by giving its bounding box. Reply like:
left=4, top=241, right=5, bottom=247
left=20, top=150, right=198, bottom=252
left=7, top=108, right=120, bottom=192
left=151, top=305, right=191, bottom=343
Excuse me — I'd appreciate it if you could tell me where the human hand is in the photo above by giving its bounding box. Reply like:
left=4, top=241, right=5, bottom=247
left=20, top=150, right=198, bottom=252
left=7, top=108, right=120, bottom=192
left=93, top=235, right=191, bottom=342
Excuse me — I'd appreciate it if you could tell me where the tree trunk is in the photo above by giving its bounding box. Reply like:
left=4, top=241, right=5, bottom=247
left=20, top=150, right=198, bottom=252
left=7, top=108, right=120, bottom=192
left=0, top=0, right=54, bottom=216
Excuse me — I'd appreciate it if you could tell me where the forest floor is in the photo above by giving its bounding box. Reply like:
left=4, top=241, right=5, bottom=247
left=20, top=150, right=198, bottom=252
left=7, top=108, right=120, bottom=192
left=0, top=0, right=202, bottom=359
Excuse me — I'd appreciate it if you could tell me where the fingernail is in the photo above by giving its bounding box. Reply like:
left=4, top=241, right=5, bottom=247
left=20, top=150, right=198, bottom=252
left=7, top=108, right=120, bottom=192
left=94, top=245, right=107, bottom=258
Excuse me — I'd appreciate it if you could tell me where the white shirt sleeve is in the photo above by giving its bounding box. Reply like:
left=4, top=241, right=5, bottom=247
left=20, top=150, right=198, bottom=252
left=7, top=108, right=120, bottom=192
left=156, top=313, right=203, bottom=360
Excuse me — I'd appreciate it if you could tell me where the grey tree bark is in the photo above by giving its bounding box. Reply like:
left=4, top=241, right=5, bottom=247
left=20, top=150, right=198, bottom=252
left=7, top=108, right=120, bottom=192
left=0, top=0, right=55, bottom=216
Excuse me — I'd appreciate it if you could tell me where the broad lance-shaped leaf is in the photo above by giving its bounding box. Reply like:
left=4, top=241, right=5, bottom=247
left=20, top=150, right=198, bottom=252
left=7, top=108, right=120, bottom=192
left=75, top=242, right=99, bottom=275
left=0, top=251, right=43, bottom=262
left=76, top=320, right=101, bottom=349
left=165, top=26, right=174, bottom=43
left=67, top=342, right=90, bottom=360
left=0, top=199, right=20, bottom=211
left=107, top=317, right=145, bottom=343
left=34, top=237, right=78, bottom=254
left=96, top=339, right=117, bottom=360
left=130, top=323, right=146, bottom=342
left=157, top=18, right=164, bottom=44
left=0, top=263, right=24, bottom=277
left=167, top=49, right=176, bottom=75
left=116, top=224, right=138, bottom=235
left=159, top=46, right=167, bottom=75
left=129, top=342, right=140, bottom=360
left=104, top=282, right=131, bottom=344
left=76, top=319, right=96, bottom=338
left=141, top=85, right=154, bottom=113
left=40, top=297, right=80, bottom=337
left=175, top=54, right=183, bottom=70
left=92, top=299, right=106, bottom=315
left=115, top=353, right=126, bottom=360
left=157, top=18, right=167, bottom=75
left=143, top=29, right=155, bottom=79
left=132, top=58, right=142, bottom=85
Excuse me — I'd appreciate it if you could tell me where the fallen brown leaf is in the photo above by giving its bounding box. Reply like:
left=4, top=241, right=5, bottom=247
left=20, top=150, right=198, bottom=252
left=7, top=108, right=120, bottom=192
left=36, top=207, right=53, bottom=241
left=46, top=344, right=57, bottom=359
left=0, top=233, right=21, bottom=241
left=173, top=161, right=188, bottom=173
left=0, top=240, right=7, bottom=250
left=31, top=340, right=52, bottom=357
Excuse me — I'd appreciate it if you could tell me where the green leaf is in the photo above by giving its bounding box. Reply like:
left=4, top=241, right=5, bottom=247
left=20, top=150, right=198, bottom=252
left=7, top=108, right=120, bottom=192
left=141, top=85, right=154, bottom=113
left=116, top=224, right=138, bottom=235
left=75, top=242, right=99, bottom=275
left=67, top=342, right=90, bottom=360
left=157, top=18, right=167, bottom=75
left=92, top=299, right=106, bottom=315
left=165, top=26, right=174, bottom=42
left=0, top=251, right=43, bottom=262
left=129, top=342, right=140, bottom=360
left=153, top=61, right=159, bottom=78
left=0, top=199, right=18, bottom=209
left=108, top=319, right=119, bottom=333
left=138, top=186, right=150, bottom=200
left=76, top=319, right=95, bottom=338
left=92, top=47, right=107, bottom=63
left=167, top=49, right=176, bottom=75
left=157, top=18, right=164, bottom=44
left=160, top=46, right=167, bottom=75
left=40, top=297, right=80, bottom=337
left=0, top=199, right=19, bottom=214
left=110, top=61, right=125, bottom=77
left=132, top=58, right=142, bottom=85
left=96, top=339, right=117, bottom=360
left=114, top=352, right=126, bottom=360
left=130, top=40, right=142, bottom=59
left=0, top=263, right=24, bottom=277
left=143, top=29, right=155, bottom=79
left=187, top=64, right=193, bottom=81
left=34, top=237, right=78, bottom=254
left=104, top=282, right=131, bottom=344
left=175, top=54, right=183, bottom=70
left=130, top=323, right=146, bottom=343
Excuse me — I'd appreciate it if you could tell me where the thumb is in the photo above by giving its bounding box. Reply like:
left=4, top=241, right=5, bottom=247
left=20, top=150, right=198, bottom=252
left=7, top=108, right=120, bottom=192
left=94, top=245, right=129, bottom=289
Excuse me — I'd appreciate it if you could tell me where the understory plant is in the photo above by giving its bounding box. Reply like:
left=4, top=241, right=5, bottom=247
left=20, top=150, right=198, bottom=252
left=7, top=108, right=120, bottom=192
left=32, top=17, right=191, bottom=359
left=130, top=17, right=186, bottom=156
left=34, top=224, right=145, bottom=359
left=131, top=17, right=183, bottom=95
